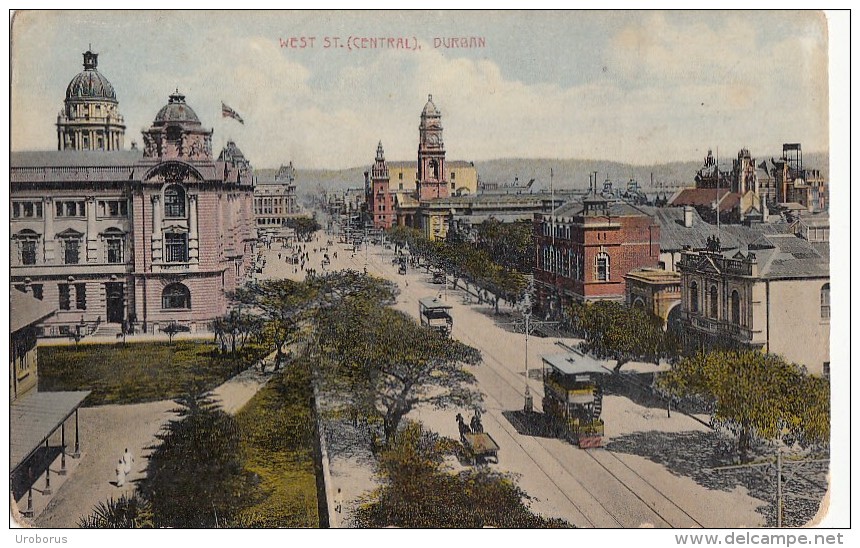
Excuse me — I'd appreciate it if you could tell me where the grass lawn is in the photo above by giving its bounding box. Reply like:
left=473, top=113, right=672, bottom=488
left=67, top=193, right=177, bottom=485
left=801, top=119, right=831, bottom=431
left=234, top=358, right=320, bottom=528
left=38, top=340, right=259, bottom=406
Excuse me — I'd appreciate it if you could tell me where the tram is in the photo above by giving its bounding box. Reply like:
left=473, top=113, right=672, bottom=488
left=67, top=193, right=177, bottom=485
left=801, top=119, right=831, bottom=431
left=419, top=296, right=453, bottom=336
left=541, top=350, right=611, bottom=448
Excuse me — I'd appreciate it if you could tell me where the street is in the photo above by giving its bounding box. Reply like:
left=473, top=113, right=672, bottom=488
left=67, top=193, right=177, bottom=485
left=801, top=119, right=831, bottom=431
left=258, top=232, right=768, bottom=528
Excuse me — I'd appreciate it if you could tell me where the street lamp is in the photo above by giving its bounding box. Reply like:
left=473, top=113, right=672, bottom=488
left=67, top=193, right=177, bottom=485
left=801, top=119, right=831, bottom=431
left=521, top=289, right=534, bottom=413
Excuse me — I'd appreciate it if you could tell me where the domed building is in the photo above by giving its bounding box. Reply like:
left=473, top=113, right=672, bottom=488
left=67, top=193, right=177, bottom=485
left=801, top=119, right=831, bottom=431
left=11, top=51, right=256, bottom=336
left=56, top=50, right=125, bottom=151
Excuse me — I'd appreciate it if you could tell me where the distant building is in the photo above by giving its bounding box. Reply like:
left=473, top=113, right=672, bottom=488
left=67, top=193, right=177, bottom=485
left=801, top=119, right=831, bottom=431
left=677, top=234, right=829, bottom=376
left=388, top=160, right=478, bottom=196
left=533, top=193, right=660, bottom=316
left=767, top=143, right=827, bottom=212
left=254, top=162, right=301, bottom=230
left=10, top=292, right=56, bottom=401
left=365, top=142, right=395, bottom=230
left=624, top=267, right=682, bottom=328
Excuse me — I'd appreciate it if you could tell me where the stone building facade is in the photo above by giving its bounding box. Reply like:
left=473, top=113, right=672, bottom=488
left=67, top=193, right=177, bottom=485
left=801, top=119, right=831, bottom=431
left=677, top=234, right=829, bottom=376
left=10, top=51, right=255, bottom=336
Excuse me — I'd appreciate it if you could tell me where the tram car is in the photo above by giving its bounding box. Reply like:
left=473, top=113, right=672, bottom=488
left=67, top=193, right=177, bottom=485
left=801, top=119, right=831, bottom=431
left=541, top=351, right=611, bottom=448
left=419, top=297, right=453, bottom=336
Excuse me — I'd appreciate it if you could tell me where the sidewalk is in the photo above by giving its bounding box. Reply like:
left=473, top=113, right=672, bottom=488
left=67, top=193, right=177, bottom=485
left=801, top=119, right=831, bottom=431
left=18, top=358, right=275, bottom=528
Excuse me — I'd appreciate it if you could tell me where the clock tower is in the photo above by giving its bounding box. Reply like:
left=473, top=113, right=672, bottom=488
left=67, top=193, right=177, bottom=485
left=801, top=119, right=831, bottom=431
left=417, top=94, right=448, bottom=200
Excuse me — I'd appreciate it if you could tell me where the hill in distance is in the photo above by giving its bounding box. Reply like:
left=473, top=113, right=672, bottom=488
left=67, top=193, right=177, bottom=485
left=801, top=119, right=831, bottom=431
left=289, top=151, right=829, bottom=197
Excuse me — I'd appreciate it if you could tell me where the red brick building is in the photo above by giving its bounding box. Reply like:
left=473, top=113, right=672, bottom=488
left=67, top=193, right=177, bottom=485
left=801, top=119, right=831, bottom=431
left=365, top=141, right=395, bottom=229
left=533, top=195, right=660, bottom=318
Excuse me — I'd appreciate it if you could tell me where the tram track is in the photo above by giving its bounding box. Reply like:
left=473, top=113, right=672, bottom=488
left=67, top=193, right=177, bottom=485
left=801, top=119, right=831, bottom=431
left=321, top=243, right=707, bottom=528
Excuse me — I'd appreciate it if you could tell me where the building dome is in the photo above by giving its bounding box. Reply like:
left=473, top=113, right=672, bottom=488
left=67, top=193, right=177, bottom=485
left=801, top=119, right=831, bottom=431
left=154, top=90, right=201, bottom=125
left=422, top=94, right=440, bottom=117
left=65, top=51, right=117, bottom=101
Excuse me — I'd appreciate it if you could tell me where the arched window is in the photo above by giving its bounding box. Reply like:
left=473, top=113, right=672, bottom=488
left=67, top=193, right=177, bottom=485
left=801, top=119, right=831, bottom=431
left=595, top=252, right=609, bottom=282
left=821, top=283, right=830, bottom=320
left=162, top=283, right=191, bottom=309
left=731, top=290, right=741, bottom=324
left=164, top=185, right=186, bottom=218
left=689, top=281, right=699, bottom=313
left=709, top=285, right=719, bottom=318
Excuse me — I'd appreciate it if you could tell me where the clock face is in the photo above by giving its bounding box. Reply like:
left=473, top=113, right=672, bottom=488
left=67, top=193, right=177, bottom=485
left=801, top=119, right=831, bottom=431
left=428, top=134, right=440, bottom=145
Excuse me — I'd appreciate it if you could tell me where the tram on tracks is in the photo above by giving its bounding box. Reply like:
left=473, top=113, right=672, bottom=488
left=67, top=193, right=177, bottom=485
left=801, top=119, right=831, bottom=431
left=419, top=296, right=453, bottom=336
left=541, top=350, right=611, bottom=448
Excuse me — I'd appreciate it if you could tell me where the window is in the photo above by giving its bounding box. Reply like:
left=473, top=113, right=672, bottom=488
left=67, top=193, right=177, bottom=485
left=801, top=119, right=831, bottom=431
left=32, top=284, right=43, bottom=300
left=709, top=285, right=718, bottom=318
left=823, top=362, right=830, bottom=379
left=164, top=185, right=186, bottom=218
left=106, top=234, right=124, bottom=264
left=58, top=231, right=83, bottom=264
left=451, top=182, right=455, bottom=190
left=821, top=283, right=830, bottom=320
left=14, top=230, right=40, bottom=266
left=165, top=233, right=188, bottom=262
left=595, top=252, right=609, bottom=282
left=98, top=199, right=128, bottom=218
left=398, top=172, right=403, bottom=180
left=162, top=283, right=191, bottom=309
left=12, top=200, right=43, bottom=219
left=690, top=282, right=699, bottom=313
left=731, top=290, right=740, bottom=324
left=59, top=284, right=71, bottom=310
left=56, top=200, right=86, bottom=217
left=451, top=171, right=456, bottom=181
left=75, top=283, right=87, bottom=310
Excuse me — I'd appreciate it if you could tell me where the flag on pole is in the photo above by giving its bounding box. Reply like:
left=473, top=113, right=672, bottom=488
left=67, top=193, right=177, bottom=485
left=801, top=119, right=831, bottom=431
left=221, top=102, right=244, bottom=124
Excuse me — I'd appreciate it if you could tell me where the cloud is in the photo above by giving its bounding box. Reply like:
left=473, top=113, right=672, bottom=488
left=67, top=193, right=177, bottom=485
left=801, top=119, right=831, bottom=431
left=10, top=11, right=829, bottom=170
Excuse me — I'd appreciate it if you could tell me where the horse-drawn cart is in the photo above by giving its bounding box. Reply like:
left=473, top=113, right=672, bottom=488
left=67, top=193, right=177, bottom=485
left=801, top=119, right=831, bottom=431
left=461, top=432, right=500, bottom=465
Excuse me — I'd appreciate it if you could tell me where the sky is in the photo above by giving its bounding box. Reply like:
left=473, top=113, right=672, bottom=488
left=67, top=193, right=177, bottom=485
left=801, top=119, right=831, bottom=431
left=10, top=10, right=831, bottom=170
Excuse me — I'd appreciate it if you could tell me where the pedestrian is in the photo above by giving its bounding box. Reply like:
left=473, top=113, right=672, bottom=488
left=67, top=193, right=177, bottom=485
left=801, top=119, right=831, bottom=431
left=122, top=448, right=135, bottom=475
left=334, top=488, right=343, bottom=514
left=115, top=458, right=126, bottom=487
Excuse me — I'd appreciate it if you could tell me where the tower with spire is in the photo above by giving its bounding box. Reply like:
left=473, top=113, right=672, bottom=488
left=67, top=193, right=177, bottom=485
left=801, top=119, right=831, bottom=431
left=417, top=94, right=448, bottom=200
left=366, top=141, right=394, bottom=229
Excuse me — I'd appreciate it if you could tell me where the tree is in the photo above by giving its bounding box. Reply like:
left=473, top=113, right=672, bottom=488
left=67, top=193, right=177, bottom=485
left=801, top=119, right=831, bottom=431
left=161, top=321, right=189, bottom=345
left=658, top=350, right=830, bottom=461
left=138, top=386, right=260, bottom=527
left=353, top=420, right=570, bottom=528
left=234, top=279, right=319, bottom=371
left=573, top=300, right=669, bottom=372
left=211, top=310, right=266, bottom=373
left=284, top=216, right=321, bottom=242
left=78, top=493, right=153, bottom=529
left=319, top=301, right=481, bottom=445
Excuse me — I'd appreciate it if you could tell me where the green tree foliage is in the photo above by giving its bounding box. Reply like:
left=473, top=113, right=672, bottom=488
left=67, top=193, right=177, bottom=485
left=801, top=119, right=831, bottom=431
left=234, top=279, right=319, bottom=370
left=658, top=351, right=830, bottom=460
left=571, top=300, right=670, bottom=372
left=475, top=218, right=534, bottom=273
left=78, top=493, right=153, bottom=529
left=138, top=387, right=261, bottom=528
left=353, top=421, right=570, bottom=528
left=319, top=300, right=481, bottom=445
left=284, top=216, right=321, bottom=241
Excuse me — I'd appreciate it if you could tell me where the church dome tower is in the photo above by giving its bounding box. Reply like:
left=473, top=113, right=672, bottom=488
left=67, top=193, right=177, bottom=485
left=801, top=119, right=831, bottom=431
left=57, top=49, right=126, bottom=151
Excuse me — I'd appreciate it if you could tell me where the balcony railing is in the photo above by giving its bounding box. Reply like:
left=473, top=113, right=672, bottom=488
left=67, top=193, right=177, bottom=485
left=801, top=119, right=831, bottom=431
left=687, top=312, right=755, bottom=342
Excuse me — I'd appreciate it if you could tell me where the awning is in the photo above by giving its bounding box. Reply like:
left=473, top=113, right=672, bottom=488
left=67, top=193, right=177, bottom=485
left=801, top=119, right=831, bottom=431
left=541, top=352, right=613, bottom=376
left=10, top=390, right=91, bottom=473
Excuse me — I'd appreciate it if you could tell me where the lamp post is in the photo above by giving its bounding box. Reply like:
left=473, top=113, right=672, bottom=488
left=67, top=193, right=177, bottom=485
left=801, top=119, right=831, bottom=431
left=521, top=289, right=533, bottom=413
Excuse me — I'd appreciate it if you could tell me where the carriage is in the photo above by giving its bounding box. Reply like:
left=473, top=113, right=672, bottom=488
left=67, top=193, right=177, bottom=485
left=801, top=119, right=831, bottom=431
left=419, top=297, right=453, bottom=336
left=541, top=351, right=611, bottom=448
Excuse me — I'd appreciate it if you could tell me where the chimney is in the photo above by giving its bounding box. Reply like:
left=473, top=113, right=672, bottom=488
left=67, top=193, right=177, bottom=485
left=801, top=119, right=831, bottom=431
left=761, top=195, right=769, bottom=222
left=683, top=205, right=694, bottom=228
